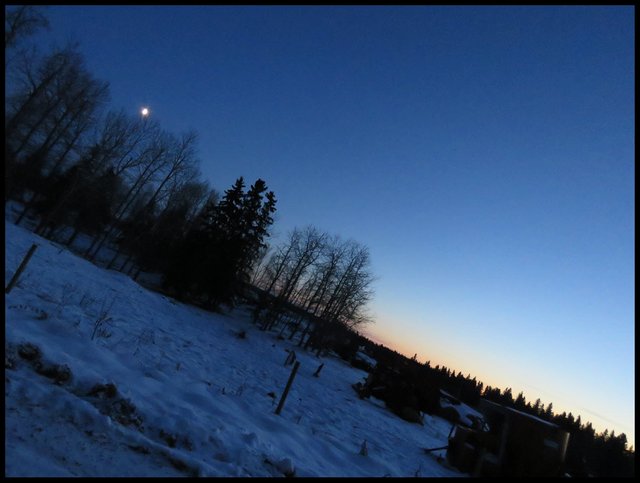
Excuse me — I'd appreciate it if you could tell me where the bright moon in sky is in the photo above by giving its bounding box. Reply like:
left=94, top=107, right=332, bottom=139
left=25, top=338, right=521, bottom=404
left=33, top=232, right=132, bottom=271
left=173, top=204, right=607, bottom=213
left=141, top=107, right=150, bottom=117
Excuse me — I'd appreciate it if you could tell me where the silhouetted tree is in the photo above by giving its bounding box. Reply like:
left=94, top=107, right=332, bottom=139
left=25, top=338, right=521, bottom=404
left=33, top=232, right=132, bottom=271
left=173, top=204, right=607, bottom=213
left=544, top=402, right=554, bottom=419
left=514, top=391, right=526, bottom=410
left=163, top=177, right=276, bottom=308
left=66, top=167, right=122, bottom=246
left=5, top=5, right=49, bottom=51
left=8, top=45, right=109, bottom=224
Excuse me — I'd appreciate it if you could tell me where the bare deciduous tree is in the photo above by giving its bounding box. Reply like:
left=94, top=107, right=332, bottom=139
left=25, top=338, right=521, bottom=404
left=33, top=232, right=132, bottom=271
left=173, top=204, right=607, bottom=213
left=5, top=5, right=49, bottom=51
left=9, top=46, right=110, bottom=224
left=254, top=227, right=375, bottom=351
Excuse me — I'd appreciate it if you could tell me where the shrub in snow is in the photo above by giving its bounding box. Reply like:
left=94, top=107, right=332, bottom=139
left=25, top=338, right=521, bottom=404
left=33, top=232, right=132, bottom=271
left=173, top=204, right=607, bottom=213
left=167, top=456, right=189, bottom=473
left=91, top=297, right=116, bottom=340
left=34, top=362, right=72, bottom=385
left=5, top=344, right=18, bottom=369
left=272, top=457, right=295, bottom=477
left=87, top=382, right=118, bottom=399
left=158, top=430, right=194, bottom=451
left=35, top=310, right=48, bottom=320
left=159, top=429, right=178, bottom=448
left=17, top=342, right=42, bottom=361
left=127, top=444, right=150, bottom=455
left=15, top=342, right=71, bottom=384
left=5, top=353, right=15, bottom=370
left=86, top=392, right=143, bottom=429
left=109, top=398, right=143, bottom=428
left=166, top=455, right=199, bottom=477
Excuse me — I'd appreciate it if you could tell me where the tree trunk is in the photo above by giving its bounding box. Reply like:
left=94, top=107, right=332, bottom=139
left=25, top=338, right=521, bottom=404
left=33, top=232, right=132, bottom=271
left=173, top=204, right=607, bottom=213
left=106, top=246, right=122, bottom=269
left=66, top=227, right=80, bottom=246
left=298, top=322, right=311, bottom=347
left=14, top=192, right=38, bottom=226
left=288, top=316, right=304, bottom=340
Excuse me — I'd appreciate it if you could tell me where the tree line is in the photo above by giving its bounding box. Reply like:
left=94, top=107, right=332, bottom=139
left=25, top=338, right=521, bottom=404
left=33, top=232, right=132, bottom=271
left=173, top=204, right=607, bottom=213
left=364, top=341, right=634, bottom=477
left=481, top=384, right=633, bottom=476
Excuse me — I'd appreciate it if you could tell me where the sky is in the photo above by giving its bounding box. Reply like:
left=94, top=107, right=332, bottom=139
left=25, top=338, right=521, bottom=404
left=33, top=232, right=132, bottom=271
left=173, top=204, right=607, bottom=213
left=19, top=6, right=634, bottom=445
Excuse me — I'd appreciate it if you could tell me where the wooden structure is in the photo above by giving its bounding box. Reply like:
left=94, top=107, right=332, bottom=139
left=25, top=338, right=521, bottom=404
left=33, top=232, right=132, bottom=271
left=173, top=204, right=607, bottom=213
left=446, top=398, right=570, bottom=477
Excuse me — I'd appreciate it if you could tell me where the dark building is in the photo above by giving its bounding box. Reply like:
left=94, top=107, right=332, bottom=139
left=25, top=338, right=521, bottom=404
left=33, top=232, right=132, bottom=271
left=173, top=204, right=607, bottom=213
left=446, top=398, right=570, bottom=477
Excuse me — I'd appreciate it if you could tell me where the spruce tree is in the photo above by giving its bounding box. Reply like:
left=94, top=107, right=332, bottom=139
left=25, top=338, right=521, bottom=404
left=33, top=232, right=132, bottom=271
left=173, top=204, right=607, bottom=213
left=163, top=177, right=276, bottom=309
left=544, top=402, right=554, bottom=419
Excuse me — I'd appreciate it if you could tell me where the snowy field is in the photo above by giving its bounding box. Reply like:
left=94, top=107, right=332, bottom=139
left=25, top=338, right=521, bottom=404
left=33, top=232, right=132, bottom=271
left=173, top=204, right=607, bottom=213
left=5, top=220, right=463, bottom=477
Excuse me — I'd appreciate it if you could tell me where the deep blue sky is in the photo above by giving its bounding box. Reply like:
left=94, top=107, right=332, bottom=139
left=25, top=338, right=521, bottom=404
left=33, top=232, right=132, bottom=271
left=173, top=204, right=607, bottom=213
left=24, top=6, right=634, bottom=444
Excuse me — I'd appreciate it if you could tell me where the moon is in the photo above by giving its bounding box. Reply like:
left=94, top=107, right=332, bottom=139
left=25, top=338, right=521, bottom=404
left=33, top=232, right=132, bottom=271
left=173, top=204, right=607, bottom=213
left=141, top=107, right=150, bottom=117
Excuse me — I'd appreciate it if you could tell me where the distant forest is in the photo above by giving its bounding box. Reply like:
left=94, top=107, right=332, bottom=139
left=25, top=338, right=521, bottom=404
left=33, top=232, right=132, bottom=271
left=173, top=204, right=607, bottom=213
left=4, top=6, right=633, bottom=477
left=365, top=343, right=634, bottom=477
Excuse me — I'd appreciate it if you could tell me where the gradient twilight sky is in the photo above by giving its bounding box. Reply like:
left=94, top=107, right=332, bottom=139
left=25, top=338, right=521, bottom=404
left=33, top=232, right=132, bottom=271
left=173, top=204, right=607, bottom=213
left=23, top=6, right=634, bottom=444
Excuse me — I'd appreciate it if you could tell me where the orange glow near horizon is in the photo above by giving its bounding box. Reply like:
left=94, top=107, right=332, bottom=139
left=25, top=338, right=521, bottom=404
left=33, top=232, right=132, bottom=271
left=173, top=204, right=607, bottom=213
left=362, top=317, right=467, bottom=373
left=363, top=319, right=634, bottom=443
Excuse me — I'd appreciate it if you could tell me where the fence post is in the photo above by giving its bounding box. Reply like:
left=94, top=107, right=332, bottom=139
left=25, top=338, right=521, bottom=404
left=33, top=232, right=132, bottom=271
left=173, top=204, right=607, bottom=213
left=275, top=360, right=300, bottom=415
left=5, top=243, right=38, bottom=294
left=284, top=350, right=296, bottom=366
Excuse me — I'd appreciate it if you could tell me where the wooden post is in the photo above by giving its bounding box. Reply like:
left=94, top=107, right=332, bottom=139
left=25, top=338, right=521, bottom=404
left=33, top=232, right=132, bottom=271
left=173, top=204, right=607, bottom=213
left=423, top=445, right=449, bottom=453
left=275, top=360, right=300, bottom=415
left=284, top=350, right=296, bottom=366
left=5, top=244, right=38, bottom=294
left=359, top=439, right=368, bottom=456
left=472, top=447, right=487, bottom=477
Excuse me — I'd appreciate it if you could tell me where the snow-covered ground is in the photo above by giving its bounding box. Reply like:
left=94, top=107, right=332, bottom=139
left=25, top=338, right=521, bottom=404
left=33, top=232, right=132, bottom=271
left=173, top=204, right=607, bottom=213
left=5, top=220, right=464, bottom=477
